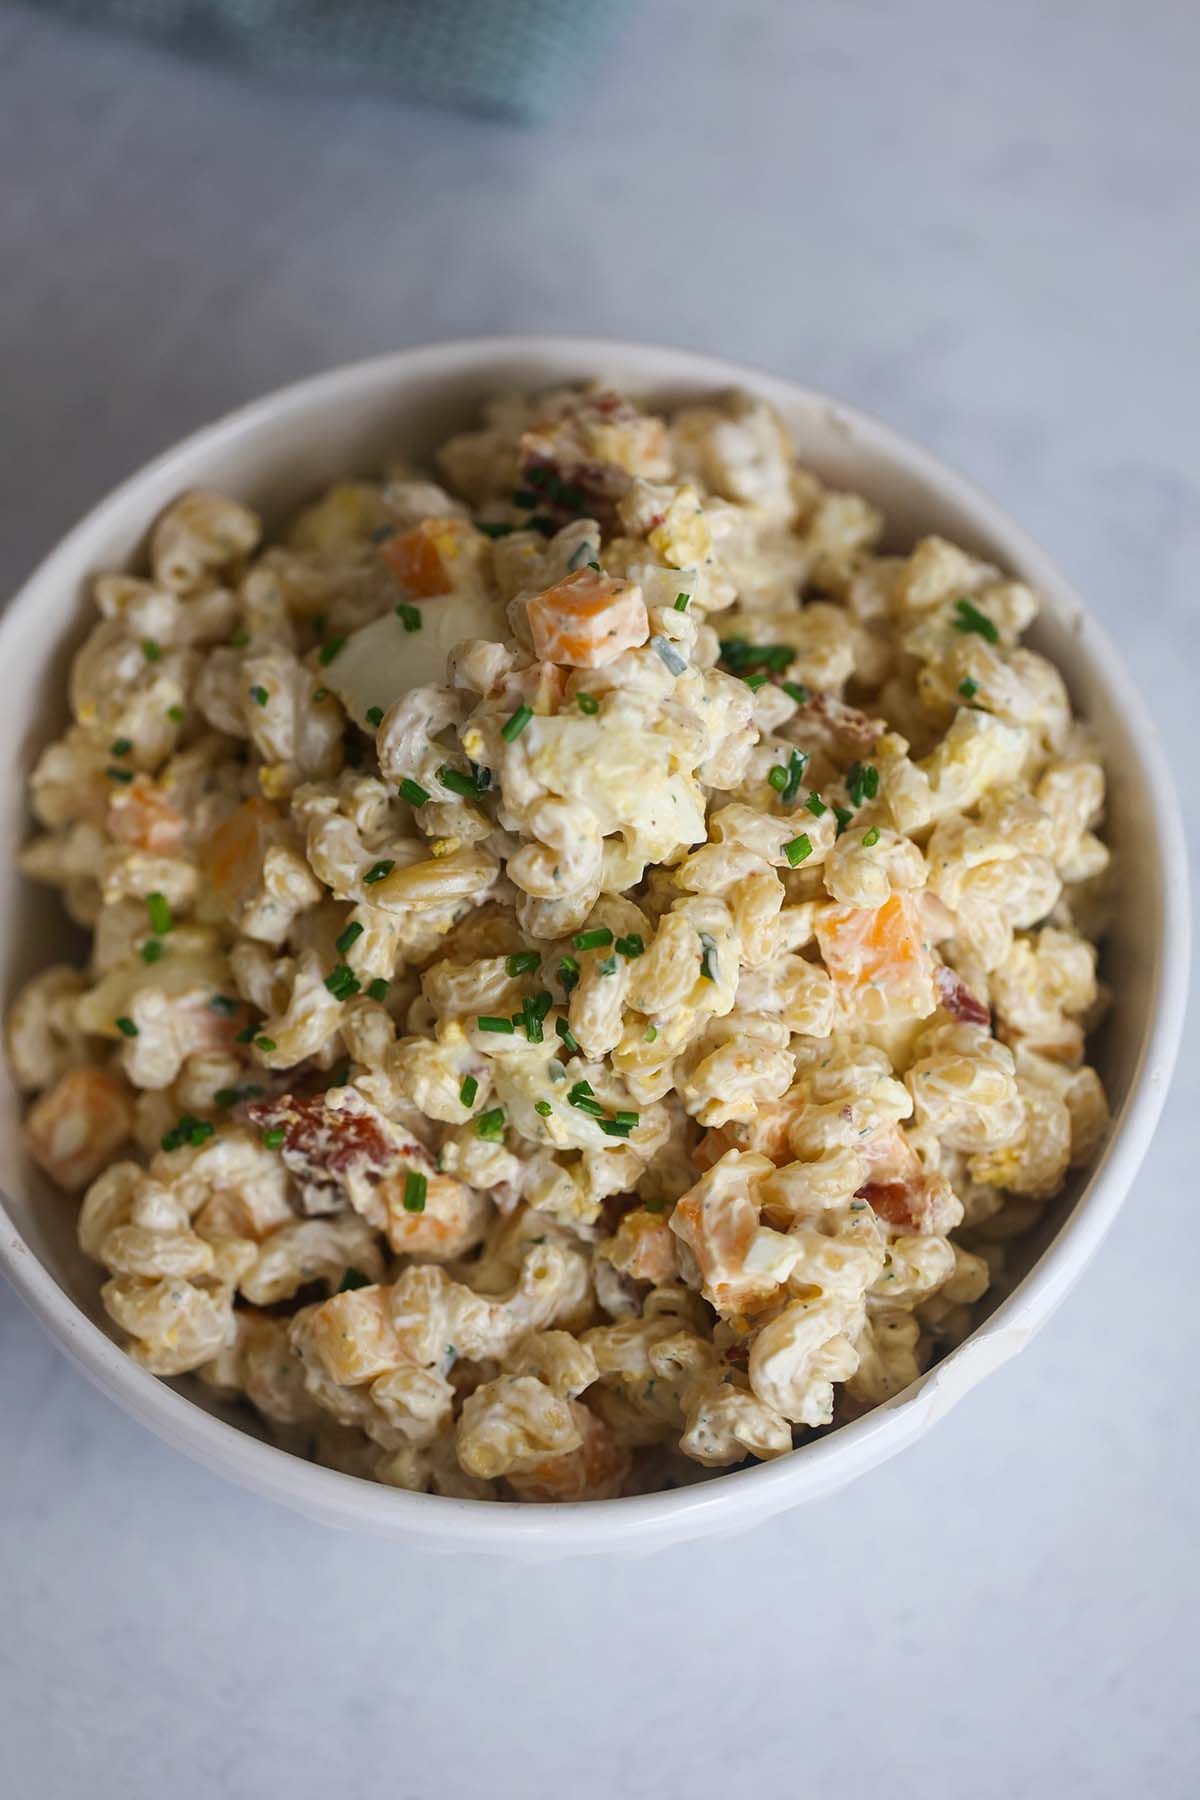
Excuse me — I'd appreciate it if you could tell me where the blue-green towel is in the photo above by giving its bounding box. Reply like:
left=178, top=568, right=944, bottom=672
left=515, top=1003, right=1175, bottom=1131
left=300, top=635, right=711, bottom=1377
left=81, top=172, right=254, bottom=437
left=33, top=0, right=631, bottom=121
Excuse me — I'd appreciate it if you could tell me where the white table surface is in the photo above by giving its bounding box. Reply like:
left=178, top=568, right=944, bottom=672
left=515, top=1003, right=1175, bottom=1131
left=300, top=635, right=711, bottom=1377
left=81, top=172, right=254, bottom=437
left=1, top=3, right=1197, bottom=1794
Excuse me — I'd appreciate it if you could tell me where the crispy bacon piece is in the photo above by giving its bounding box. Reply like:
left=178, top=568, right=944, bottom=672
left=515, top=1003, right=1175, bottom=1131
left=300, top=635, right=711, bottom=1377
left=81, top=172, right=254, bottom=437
left=933, top=962, right=991, bottom=1027
left=791, top=690, right=884, bottom=757
left=245, top=1089, right=433, bottom=1216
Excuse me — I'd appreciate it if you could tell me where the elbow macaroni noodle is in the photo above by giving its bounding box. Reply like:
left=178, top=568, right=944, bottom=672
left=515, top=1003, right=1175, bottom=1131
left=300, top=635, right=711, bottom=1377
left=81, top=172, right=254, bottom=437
left=8, top=382, right=1111, bottom=1500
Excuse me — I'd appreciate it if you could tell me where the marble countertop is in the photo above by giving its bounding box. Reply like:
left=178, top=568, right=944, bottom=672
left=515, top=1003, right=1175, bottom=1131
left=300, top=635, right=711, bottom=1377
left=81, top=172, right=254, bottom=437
left=1, top=3, right=1196, bottom=1794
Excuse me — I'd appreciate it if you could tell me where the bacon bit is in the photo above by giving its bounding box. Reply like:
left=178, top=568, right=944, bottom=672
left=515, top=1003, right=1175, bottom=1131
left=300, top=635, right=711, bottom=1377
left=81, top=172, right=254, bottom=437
left=793, top=690, right=884, bottom=755
left=934, top=962, right=991, bottom=1027
left=245, top=1089, right=432, bottom=1215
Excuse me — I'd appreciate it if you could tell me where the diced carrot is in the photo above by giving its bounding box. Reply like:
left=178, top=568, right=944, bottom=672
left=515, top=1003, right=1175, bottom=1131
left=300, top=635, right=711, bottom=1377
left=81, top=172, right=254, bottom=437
left=199, top=797, right=280, bottom=912
left=382, top=519, right=477, bottom=598
left=525, top=569, right=648, bottom=669
left=815, top=892, right=936, bottom=1023
left=109, top=776, right=186, bottom=854
left=26, top=1066, right=133, bottom=1191
left=507, top=1403, right=631, bottom=1502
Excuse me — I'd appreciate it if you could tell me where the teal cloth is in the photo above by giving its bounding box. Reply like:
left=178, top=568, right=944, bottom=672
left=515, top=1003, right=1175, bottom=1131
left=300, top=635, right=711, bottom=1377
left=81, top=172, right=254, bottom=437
left=32, top=0, right=630, bottom=120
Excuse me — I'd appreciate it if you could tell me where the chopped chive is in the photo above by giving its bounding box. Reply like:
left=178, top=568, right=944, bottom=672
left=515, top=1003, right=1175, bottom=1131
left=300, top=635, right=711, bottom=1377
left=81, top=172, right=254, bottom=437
left=768, top=765, right=788, bottom=793
left=720, top=638, right=792, bottom=675
left=651, top=635, right=687, bottom=676
left=644, top=1024, right=658, bottom=1042
left=395, top=603, right=422, bottom=633
left=209, top=994, right=238, bottom=1015
left=958, top=677, right=979, bottom=700
left=249, top=685, right=268, bottom=708
left=547, top=1059, right=566, bottom=1082
left=569, top=1078, right=594, bottom=1098
left=189, top=1120, right=215, bottom=1146
left=535, top=1100, right=553, bottom=1117
left=502, top=704, right=533, bottom=742
left=577, top=692, right=599, bottom=715
left=106, top=766, right=134, bottom=783
left=110, top=737, right=132, bottom=757
left=698, top=931, right=719, bottom=982
left=115, top=1016, right=138, bottom=1038
left=783, top=833, right=813, bottom=867
left=476, top=520, right=514, bottom=539
left=528, top=515, right=558, bottom=537
left=614, top=1110, right=640, bottom=1128
left=555, top=1017, right=580, bottom=1055
left=365, top=706, right=384, bottom=728
left=615, top=934, right=644, bottom=960
left=166, top=704, right=184, bottom=724
left=597, top=955, right=618, bottom=978
left=363, top=860, right=394, bottom=884
left=781, top=749, right=809, bottom=806
left=335, top=921, right=364, bottom=955
left=263, top=1127, right=285, bottom=1150
left=953, top=597, right=999, bottom=643
left=587, top=560, right=601, bottom=571
left=338, top=1267, right=370, bottom=1292
left=475, top=1107, right=506, bottom=1141
left=145, top=893, right=172, bottom=935
left=743, top=673, right=768, bottom=692
left=477, top=1016, right=515, bottom=1034
left=437, top=765, right=481, bottom=800
left=599, top=1120, right=633, bottom=1138
left=214, top=1085, right=262, bottom=1108
left=142, top=640, right=162, bottom=663
left=558, top=955, right=580, bottom=994
left=403, top=1170, right=427, bottom=1213
left=324, top=964, right=361, bottom=1001
left=783, top=681, right=810, bottom=705
left=460, top=1075, right=478, bottom=1108
left=312, top=614, right=327, bottom=637
left=399, top=777, right=430, bottom=807
left=506, top=950, right=542, bottom=977
left=318, top=636, right=346, bottom=666
left=140, top=939, right=164, bottom=964
left=806, top=792, right=828, bottom=817
left=367, top=978, right=390, bottom=1002
left=573, top=927, right=613, bottom=952
left=846, top=762, right=879, bottom=807
left=673, top=591, right=690, bottom=611
left=235, top=1025, right=257, bottom=1043
left=862, top=827, right=881, bottom=847
left=833, top=807, right=853, bottom=836
left=255, top=1035, right=276, bottom=1052
left=521, top=992, right=551, bottom=1043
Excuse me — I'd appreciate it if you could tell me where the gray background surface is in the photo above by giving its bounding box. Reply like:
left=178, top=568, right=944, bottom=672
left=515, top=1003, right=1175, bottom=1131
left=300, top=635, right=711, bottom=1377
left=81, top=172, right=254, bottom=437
left=1, top=3, right=1197, bottom=1795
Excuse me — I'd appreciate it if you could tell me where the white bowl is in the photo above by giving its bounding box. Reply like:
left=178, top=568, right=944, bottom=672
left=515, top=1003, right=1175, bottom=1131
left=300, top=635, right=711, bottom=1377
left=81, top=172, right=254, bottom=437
left=0, top=339, right=1188, bottom=1557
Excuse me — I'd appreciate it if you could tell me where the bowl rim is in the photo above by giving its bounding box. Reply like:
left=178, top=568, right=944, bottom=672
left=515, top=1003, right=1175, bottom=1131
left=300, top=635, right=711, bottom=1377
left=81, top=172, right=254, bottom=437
left=0, top=334, right=1190, bottom=1555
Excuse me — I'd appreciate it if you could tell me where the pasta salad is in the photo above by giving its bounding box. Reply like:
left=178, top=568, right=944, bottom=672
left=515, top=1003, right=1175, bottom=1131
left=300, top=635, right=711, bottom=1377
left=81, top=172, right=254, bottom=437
left=8, top=383, right=1111, bottom=1501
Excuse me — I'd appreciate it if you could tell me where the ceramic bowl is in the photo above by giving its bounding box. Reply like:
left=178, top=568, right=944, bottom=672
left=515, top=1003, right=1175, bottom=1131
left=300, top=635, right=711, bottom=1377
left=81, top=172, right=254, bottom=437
left=0, top=338, right=1188, bottom=1556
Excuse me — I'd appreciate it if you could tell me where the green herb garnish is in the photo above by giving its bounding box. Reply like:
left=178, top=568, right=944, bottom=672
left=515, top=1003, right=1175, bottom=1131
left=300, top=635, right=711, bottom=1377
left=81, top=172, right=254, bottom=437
left=460, top=1075, right=478, bottom=1108
left=363, top=860, right=394, bottom=884
left=403, top=1171, right=427, bottom=1214
left=399, top=778, right=429, bottom=807
left=573, top=927, right=613, bottom=952
left=367, top=978, right=390, bottom=1002
left=953, top=597, right=999, bottom=643
left=846, top=762, right=879, bottom=807
left=782, top=681, right=810, bottom=705
left=615, top=934, right=644, bottom=960
left=501, top=704, right=533, bottom=742
left=958, top=677, right=979, bottom=700
left=338, top=1268, right=370, bottom=1292
left=365, top=706, right=383, bottom=727
left=395, top=604, right=422, bottom=633
left=576, top=693, right=599, bottom=715
left=115, top=1016, right=138, bottom=1038
left=318, top=636, right=346, bottom=666
left=324, top=965, right=361, bottom=1002
left=106, top=766, right=134, bottom=784
left=249, top=685, right=268, bottom=708
left=673, top=591, right=690, bottom=611
left=475, top=1107, right=506, bottom=1141
left=335, top=921, right=363, bottom=955
left=477, top=1016, right=515, bottom=1034
left=862, top=827, right=880, bottom=847
left=263, top=1127, right=285, bottom=1150
left=698, top=931, right=719, bottom=982
left=558, top=954, right=580, bottom=994
left=555, top=1017, right=580, bottom=1055
left=783, top=833, right=813, bottom=866
left=140, top=939, right=163, bottom=964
